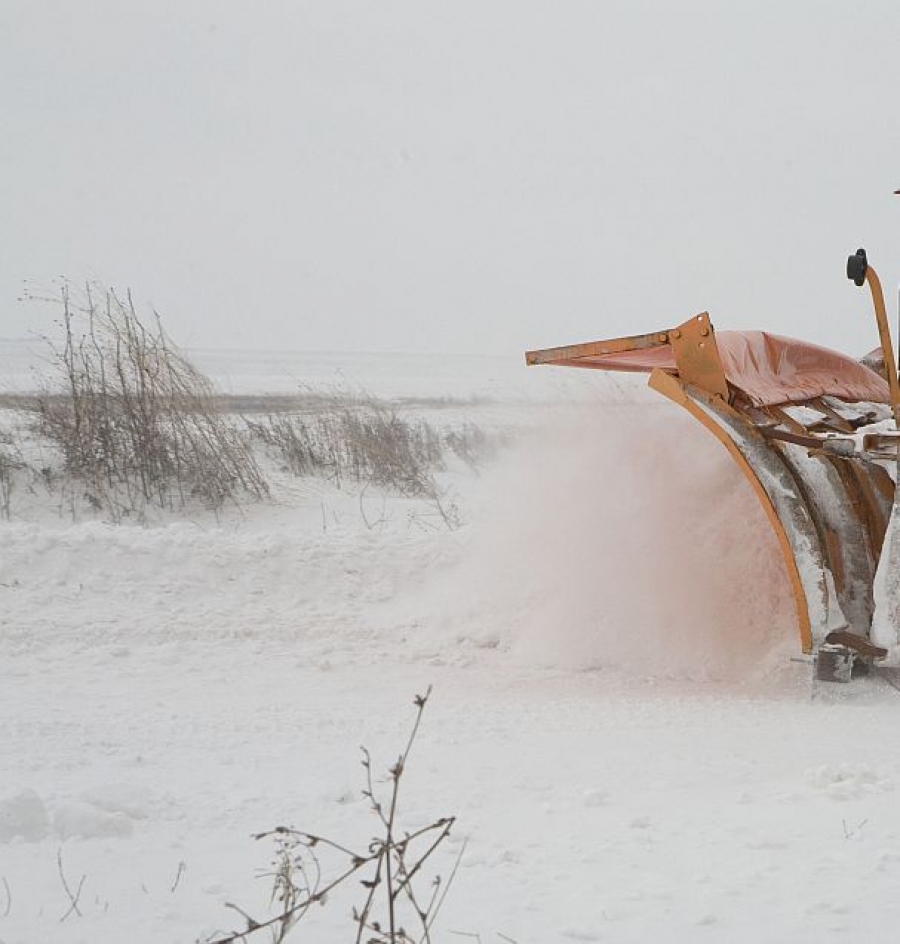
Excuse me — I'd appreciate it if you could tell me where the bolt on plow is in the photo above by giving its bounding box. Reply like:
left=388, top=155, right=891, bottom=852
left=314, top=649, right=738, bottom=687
left=527, top=243, right=900, bottom=682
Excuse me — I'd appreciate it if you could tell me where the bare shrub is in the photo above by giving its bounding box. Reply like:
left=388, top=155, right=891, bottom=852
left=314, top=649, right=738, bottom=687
left=30, top=282, right=267, bottom=520
left=205, top=688, right=463, bottom=944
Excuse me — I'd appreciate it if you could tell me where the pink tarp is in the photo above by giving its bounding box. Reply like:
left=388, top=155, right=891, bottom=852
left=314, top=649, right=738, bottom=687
left=551, top=331, right=891, bottom=407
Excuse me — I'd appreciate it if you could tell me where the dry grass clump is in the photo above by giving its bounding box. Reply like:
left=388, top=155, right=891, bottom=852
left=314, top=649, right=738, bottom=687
left=32, top=282, right=267, bottom=520
left=247, top=401, right=498, bottom=528
left=248, top=401, right=496, bottom=490
left=445, top=422, right=498, bottom=470
left=0, top=431, right=29, bottom=520
left=247, top=400, right=440, bottom=496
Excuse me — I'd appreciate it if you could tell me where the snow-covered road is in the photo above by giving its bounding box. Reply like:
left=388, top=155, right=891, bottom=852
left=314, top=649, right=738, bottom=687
left=4, top=578, right=900, bottom=944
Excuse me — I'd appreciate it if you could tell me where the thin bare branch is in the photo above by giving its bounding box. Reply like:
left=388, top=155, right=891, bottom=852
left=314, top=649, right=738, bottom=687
left=57, top=848, right=85, bottom=922
left=425, top=837, right=468, bottom=937
left=170, top=861, right=186, bottom=894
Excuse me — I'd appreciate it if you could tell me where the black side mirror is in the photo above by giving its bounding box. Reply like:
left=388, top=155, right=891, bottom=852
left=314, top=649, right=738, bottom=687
left=847, top=247, right=868, bottom=287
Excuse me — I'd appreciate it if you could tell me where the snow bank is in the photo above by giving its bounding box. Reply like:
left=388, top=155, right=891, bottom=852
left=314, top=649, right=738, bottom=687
left=53, top=802, right=134, bottom=840
left=0, top=786, right=153, bottom=843
left=0, top=789, right=49, bottom=843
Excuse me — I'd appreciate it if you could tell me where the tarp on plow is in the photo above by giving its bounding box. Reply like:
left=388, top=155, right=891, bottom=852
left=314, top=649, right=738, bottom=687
left=551, top=330, right=891, bottom=407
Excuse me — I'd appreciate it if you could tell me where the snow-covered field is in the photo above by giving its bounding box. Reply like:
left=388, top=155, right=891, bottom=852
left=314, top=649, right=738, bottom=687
left=0, top=337, right=601, bottom=402
left=4, top=346, right=900, bottom=943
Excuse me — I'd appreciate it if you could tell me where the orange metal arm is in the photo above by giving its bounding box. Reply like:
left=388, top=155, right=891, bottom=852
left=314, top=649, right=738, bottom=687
left=525, top=313, right=731, bottom=401
left=863, top=266, right=900, bottom=427
left=525, top=329, right=671, bottom=366
left=648, top=368, right=815, bottom=653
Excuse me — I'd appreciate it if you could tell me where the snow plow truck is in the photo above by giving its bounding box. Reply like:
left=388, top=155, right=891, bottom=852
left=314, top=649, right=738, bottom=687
left=527, top=244, right=900, bottom=682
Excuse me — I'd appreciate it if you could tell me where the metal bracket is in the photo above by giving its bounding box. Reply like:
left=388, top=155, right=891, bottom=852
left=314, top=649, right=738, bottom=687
left=668, top=313, right=730, bottom=401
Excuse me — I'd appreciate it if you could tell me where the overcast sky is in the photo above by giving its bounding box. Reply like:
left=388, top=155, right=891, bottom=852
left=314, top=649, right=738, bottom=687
left=2, top=1, right=900, bottom=356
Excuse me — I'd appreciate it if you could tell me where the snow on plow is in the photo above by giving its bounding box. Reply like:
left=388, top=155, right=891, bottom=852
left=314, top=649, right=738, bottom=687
left=527, top=247, right=900, bottom=681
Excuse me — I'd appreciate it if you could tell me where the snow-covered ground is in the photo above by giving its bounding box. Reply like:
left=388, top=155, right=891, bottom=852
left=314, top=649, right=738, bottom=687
left=4, top=346, right=900, bottom=943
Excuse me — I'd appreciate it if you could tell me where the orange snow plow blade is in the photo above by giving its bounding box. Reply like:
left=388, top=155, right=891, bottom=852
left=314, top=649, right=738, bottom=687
left=527, top=311, right=897, bottom=656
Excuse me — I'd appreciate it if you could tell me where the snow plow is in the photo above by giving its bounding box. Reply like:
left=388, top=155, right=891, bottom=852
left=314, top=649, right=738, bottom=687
left=526, top=247, right=900, bottom=681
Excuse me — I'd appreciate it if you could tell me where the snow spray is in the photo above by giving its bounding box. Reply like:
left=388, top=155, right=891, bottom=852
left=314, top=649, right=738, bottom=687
left=437, top=399, right=796, bottom=681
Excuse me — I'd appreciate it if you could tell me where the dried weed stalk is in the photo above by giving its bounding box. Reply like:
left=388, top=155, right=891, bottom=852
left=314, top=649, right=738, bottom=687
left=0, top=432, right=30, bottom=520
left=205, top=687, right=462, bottom=944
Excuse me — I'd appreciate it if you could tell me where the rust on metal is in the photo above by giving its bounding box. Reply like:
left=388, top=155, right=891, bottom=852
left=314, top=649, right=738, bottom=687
left=809, top=398, right=856, bottom=433
left=750, top=403, right=889, bottom=636
left=825, top=630, right=888, bottom=661
left=759, top=426, right=823, bottom=449
left=862, top=432, right=900, bottom=459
